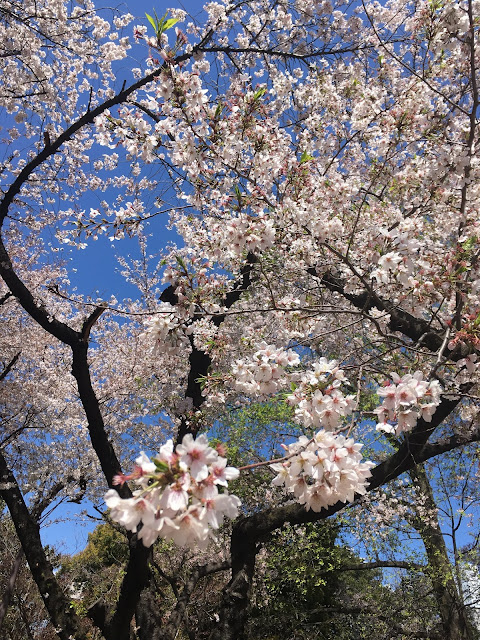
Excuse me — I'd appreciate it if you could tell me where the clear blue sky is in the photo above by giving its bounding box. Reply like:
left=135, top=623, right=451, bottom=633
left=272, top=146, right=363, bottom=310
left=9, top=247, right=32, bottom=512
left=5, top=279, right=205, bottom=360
left=66, top=0, right=203, bottom=303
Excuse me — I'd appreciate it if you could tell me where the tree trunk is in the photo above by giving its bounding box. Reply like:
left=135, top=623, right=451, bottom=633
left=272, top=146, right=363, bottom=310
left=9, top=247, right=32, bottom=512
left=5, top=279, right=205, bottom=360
left=0, top=451, right=89, bottom=640
left=209, top=526, right=257, bottom=640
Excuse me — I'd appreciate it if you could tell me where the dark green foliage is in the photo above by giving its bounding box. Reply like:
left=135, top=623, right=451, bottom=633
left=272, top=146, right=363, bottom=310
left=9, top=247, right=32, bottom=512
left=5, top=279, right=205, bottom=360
left=247, top=521, right=389, bottom=640
left=59, top=524, right=129, bottom=615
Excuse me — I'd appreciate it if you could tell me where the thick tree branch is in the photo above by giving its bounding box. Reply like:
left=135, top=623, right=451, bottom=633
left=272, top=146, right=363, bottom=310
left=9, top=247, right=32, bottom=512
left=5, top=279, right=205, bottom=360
left=0, top=238, right=80, bottom=346
left=70, top=344, right=129, bottom=495
left=165, top=252, right=258, bottom=443
left=81, top=304, right=108, bottom=342
left=0, top=239, right=151, bottom=640
left=104, top=541, right=151, bottom=640
left=0, top=479, right=72, bottom=632
left=209, top=531, right=257, bottom=640
left=212, top=252, right=258, bottom=328
left=417, top=425, right=480, bottom=460
left=315, top=270, right=473, bottom=360
left=0, top=291, right=12, bottom=305
left=0, top=351, right=20, bottom=382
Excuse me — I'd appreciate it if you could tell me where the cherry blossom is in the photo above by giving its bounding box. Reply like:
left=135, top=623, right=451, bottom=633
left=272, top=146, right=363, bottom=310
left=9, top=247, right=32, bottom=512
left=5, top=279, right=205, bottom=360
left=287, top=359, right=356, bottom=430
left=375, top=372, right=443, bottom=435
left=106, top=436, right=241, bottom=547
left=2, top=0, right=480, bottom=637
left=229, top=343, right=300, bottom=396
left=271, top=431, right=374, bottom=511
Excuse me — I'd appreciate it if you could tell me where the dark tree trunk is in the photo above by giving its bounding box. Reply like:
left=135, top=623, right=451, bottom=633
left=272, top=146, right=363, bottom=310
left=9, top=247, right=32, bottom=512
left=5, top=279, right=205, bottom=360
left=209, top=527, right=257, bottom=640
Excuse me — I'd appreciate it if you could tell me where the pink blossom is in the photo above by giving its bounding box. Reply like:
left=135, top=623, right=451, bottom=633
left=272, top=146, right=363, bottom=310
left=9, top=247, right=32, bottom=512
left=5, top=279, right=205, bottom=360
left=176, top=433, right=217, bottom=481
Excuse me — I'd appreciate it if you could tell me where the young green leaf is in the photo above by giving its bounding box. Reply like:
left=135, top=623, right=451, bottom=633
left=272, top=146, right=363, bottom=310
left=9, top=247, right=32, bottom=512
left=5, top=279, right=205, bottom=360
left=253, top=87, right=267, bottom=100
left=163, top=18, right=179, bottom=31
left=300, top=150, right=314, bottom=164
left=145, top=13, right=157, bottom=31
left=175, top=255, right=186, bottom=269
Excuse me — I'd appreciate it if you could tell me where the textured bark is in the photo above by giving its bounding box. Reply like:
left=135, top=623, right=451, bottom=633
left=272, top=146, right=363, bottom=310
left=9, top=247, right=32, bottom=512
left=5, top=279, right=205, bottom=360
left=209, top=531, right=257, bottom=640
left=70, top=343, right=128, bottom=495
left=105, top=541, right=152, bottom=640
left=409, top=464, right=478, bottom=640
left=0, top=240, right=146, bottom=638
left=0, top=351, right=21, bottom=382
left=0, top=480, right=69, bottom=633
left=316, top=269, right=473, bottom=361
left=136, top=588, right=163, bottom=640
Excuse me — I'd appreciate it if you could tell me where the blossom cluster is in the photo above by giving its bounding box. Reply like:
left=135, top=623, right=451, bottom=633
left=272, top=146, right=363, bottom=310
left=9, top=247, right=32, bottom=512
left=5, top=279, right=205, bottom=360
left=212, top=214, right=276, bottom=258
left=231, top=342, right=300, bottom=395
left=270, top=431, right=374, bottom=511
left=141, top=305, right=189, bottom=356
left=105, top=435, right=241, bottom=548
left=287, top=358, right=356, bottom=430
left=375, top=372, right=442, bottom=435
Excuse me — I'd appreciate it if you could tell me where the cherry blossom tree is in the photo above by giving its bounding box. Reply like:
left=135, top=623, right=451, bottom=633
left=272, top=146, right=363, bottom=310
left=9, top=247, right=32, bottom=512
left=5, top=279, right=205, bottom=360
left=1, top=0, right=480, bottom=639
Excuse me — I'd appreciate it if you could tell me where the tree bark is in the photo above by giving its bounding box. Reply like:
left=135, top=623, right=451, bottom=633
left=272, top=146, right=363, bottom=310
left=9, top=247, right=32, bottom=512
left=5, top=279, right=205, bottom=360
left=209, top=529, right=257, bottom=640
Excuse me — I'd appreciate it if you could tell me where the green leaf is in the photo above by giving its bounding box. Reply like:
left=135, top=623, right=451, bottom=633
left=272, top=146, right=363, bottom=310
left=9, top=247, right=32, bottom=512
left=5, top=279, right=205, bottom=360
left=153, top=459, right=169, bottom=472
left=234, top=184, right=242, bottom=204
left=462, top=235, right=477, bottom=251
left=163, top=18, right=179, bottom=31
left=300, top=150, right=314, bottom=164
left=145, top=13, right=157, bottom=30
left=175, top=255, right=186, bottom=269
left=253, top=87, right=267, bottom=100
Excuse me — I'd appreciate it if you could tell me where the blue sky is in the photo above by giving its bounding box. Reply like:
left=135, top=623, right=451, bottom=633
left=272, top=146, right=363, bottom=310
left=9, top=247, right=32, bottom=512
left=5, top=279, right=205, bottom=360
left=65, top=0, right=203, bottom=303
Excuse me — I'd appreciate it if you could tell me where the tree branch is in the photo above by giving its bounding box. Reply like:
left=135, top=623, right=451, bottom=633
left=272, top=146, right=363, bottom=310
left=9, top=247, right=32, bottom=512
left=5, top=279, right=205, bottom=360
left=211, top=390, right=469, bottom=639
left=319, top=560, right=427, bottom=573
left=0, top=351, right=21, bottom=382
left=81, top=304, right=108, bottom=342
left=0, top=478, right=72, bottom=632
left=164, top=252, right=258, bottom=443
left=316, top=270, right=474, bottom=360
left=0, top=548, right=23, bottom=632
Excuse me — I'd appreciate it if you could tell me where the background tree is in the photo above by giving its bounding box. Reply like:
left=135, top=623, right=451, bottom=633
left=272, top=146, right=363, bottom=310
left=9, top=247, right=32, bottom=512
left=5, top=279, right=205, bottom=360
left=2, top=0, right=480, bottom=639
